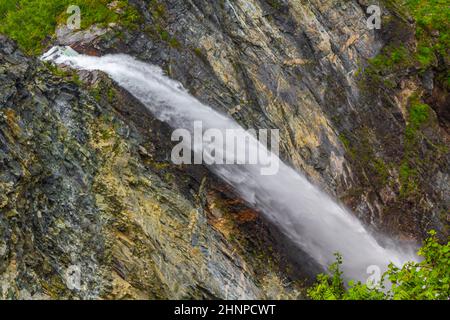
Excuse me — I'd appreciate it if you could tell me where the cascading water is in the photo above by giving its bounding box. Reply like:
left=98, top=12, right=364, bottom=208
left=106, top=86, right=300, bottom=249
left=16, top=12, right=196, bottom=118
left=42, top=47, right=417, bottom=282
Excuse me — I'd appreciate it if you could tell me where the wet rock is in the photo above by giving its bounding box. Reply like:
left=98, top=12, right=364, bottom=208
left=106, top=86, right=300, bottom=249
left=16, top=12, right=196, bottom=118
left=83, top=0, right=447, bottom=239
left=1, top=0, right=448, bottom=299
left=0, top=36, right=303, bottom=299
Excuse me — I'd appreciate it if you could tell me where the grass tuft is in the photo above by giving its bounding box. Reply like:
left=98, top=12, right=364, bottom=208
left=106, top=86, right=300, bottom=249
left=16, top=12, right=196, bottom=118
left=0, top=0, right=140, bottom=55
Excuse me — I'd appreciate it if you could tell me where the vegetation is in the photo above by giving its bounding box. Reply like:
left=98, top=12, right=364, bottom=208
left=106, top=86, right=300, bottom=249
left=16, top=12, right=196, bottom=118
left=338, top=129, right=391, bottom=189
left=359, top=1, right=449, bottom=197
left=399, top=97, right=431, bottom=196
left=365, top=0, right=449, bottom=87
left=145, top=0, right=180, bottom=48
left=406, top=0, right=449, bottom=60
left=267, top=0, right=284, bottom=10
left=404, top=98, right=430, bottom=148
left=308, top=231, right=450, bottom=300
left=0, top=0, right=140, bottom=55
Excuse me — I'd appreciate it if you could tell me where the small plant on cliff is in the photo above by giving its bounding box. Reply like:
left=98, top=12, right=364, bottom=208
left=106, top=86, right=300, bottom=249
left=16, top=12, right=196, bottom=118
left=399, top=98, right=431, bottom=197
left=308, top=231, right=450, bottom=300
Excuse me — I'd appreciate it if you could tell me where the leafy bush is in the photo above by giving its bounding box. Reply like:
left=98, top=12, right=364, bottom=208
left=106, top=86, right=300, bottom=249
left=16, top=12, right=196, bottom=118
left=308, top=231, right=450, bottom=300
left=387, top=231, right=450, bottom=299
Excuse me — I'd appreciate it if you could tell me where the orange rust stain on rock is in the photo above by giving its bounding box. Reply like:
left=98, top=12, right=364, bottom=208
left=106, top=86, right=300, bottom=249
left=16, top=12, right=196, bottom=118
left=235, top=209, right=258, bottom=223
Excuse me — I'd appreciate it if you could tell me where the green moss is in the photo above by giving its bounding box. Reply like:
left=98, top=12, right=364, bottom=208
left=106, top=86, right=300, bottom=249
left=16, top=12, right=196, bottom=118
left=361, top=1, right=448, bottom=198
left=192, top=47, right=209, bottom=64
left=408, top=101, right=430, bottom=128
left=113, top=1, right=141, bottom=29
left=148, top=0, right=167, bottom=19
left=107, top=87, right=117, bottom=103
left=373, top=158, right=390, bottom=185
left=168, top=37, right=181, bottom=49
left=399, top=161, right=418, bottom=196
left=45, top=62, right=70, bottom=77
left=143, top=1, right=181, bottom=49
left=339, top=130, right=392, bottom=188
left=338, top=133, right=356, bottom=158
left=87, top=80, right=121, bottom=106
left=338, top=133, right=351, bottom=149
left=405, top=0, right=449, bottom=56
left=364, top=45, right=413, bottom=86
left=416, top=44, right=435, bottom=68
left=154, top=27, right=180, bottom=48
left=0, top=0, right=140, bottom=55
left=193, top=48, right=203, bottom=57
left=159, top=30, right=170, bottom=42
left=44, top=62, right=83, bottom=86
left=398, top=98, right=432, bottom=197
left=387, top=0, right=450, bottom=63
left=89, top=86, right=102, bottom=102
left=267, top=0, right=283, bottom=10
left=370, top=45, right=411, bottom=69
left=70, top=73, right=83, bottom=86
left=404, top=98, right=430, bottom=148
left=363, top=0, right=449, bottom=88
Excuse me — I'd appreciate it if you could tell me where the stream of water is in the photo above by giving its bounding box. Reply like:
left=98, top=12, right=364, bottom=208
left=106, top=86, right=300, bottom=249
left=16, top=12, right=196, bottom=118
left=42, top=47, right=417, bottom=282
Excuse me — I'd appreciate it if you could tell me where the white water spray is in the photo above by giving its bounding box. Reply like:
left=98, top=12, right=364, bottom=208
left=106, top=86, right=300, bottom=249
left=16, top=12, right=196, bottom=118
left=42, top=47, right=417, bottom=281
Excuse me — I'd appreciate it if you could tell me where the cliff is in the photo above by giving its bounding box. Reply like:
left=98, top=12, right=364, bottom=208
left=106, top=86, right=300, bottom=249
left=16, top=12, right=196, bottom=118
left=0, top=0, right=448, bottom=299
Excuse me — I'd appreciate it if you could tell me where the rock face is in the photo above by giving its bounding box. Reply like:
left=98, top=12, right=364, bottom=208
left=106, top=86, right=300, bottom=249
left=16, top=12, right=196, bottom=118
left=82, top=0, right=446, bottom=239
left=0, top=36, right=305, bottom=299
left=0, top=0, right=448, bottom=299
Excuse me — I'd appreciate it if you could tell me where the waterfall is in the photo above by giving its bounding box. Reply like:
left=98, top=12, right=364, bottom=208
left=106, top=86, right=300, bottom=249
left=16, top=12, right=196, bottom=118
left=42, top=47, right=417, bottom=282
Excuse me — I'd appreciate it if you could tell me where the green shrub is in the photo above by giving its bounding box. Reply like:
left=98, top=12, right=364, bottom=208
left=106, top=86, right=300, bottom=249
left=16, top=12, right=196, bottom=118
left=408, top=101, right=430, bottom=128
left=308, top=231, right=450, bottom=300
left=388, top=231, right=450, bottom=299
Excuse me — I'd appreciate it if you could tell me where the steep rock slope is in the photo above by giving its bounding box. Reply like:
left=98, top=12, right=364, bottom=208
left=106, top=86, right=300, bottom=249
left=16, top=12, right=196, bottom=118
left=0, top=36, right=305, bottom=299
left=58, top=0, right=448, bottom=238
left=0, top=0, right=448, bottom=299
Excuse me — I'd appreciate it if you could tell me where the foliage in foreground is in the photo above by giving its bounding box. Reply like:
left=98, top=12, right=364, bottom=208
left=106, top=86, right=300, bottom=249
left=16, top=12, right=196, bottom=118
left=308, top=231, right=450, bottom=300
